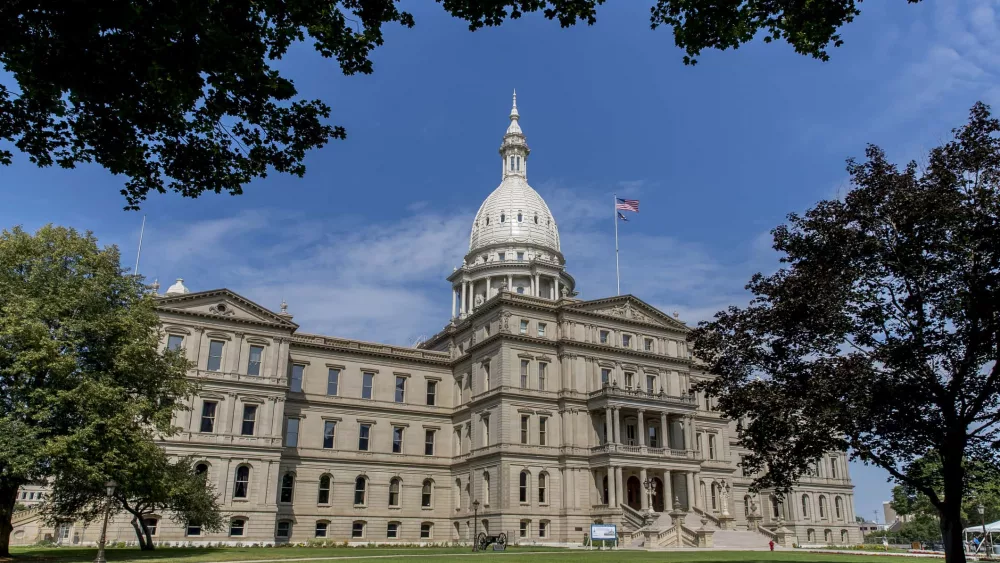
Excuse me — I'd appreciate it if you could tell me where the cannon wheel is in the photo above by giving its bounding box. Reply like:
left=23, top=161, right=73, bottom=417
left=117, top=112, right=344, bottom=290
left=476, top=532, right=488, bottom=551
left=497, top=532, right=507, bottom=549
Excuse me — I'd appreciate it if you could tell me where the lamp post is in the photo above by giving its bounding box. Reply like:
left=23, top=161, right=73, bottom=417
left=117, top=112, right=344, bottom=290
left=94, top=479, right=118, bottom=563
left=641, top=476, right=657, bottom=515
left=978, top=503, right=986, bottom=552
left=472, top=499, right=480, bottom=552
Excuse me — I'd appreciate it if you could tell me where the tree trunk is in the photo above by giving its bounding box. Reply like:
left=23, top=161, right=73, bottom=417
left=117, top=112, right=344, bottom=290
left=129, top=517, right=148, bottom=551
left=126, top=509, right=156, bottom=551
left=940, top=452, right=968, bottom=563
left=0, top=480, right=21, bottom=557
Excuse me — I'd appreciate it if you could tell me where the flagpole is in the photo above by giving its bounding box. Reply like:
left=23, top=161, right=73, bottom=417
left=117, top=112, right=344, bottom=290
left=134, top=215, right=146, bottom=278
left=614, top=193, right=620, bottom=296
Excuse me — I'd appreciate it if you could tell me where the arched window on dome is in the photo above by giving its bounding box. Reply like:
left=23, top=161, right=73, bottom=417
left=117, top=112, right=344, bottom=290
left=486, top=216, right=490, bottom=225
left=509, top=156, right=514, bottom=171
left=517, top=211, right=522, bottom=223
left=534, top=213, right=538, bottom=224
left=516, top=156, right=521, bottom=171
left=500, top=213, right=505, bottom=223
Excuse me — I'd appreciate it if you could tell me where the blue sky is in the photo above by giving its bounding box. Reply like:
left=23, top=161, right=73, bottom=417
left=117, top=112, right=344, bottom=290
left=2, top=0, right=996, bottom=526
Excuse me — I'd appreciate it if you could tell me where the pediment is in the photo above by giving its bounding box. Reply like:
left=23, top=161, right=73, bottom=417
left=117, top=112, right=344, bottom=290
left=155, top=289, right=298, bottom=329
left=566, top=295, right=687, bottom=330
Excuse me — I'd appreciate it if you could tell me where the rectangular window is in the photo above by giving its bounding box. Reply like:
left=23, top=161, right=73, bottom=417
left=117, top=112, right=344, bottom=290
left=167, top=334, right=184, bottom=351
left=539, top=417, right=547, bottom=446
left=392, top=426, right=404, bottom=453
left=599, top=330, right=609, bottom=344
left=539, top=521, right=548, bottom=538
left=520, top=415, right=529, bottom=444
left=230, top=519, right=245, bottom=537
left=537, top=362, right=547, bottom=390
left=241, top=404, right=257, bottom=436
left=315, top=522, right=328, bottom=538
left=323, top=421, right=336, bottom=449
left=186, top=524, right=202, bottom=536
left=144, top=518, right=158, bottom=536
left=352, top=522, right=364, bottom=538
left=537, top=323, right=546, bottom=337
left=359, top=423, right=371, bottom=451
left=285, top=418, right=300, bottom=447
left=644, top=338, right=654, bottom=352
left=362, top=372, right=374, bottom=399
left=395, top=376, right=406, bottom=403
left=520, top=360, right=529, bottom=388
left=649, top=426, right=658, bottom=448
left=200, top=401, right=217, bottom=433
left=327, top=369, right=340, bottom=396
left=426, top=380, right=437, bottom=405
left=498, top=252, right=506, bottom=262
left=276, top=521, right=290, bottom=538
left=247, top=345, right=263, bottom=376
left=517, top=252, right=524, bottom=261
left=647, top=375, right=656, bottom=394
left=290, top=364, right=304, bottom=392
left=420, top=523, right=432, bottom=539
left=207, top=340, right=224, bottom=371
left=625, top=372, right=634, bottom=389
left=622, top=334, right=632, bottom=347
left=424, top=430, right=435, bottom=456
left=519, top=521, right=528, bottom=538
left=387, top=522, right=399, bottom=539
left=519, top=320, right=528, bottom=335
left=601, top=368, right=611, bottom=386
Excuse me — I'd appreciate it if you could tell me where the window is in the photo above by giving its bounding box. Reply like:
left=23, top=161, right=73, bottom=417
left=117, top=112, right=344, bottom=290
left=233, top=466, right=250, bottom=499
left=539, top=521, right=548, bottom=538
left=517, top=212, right=523, bottom=222
left=520, top=415, right=529, bottom=444
left=516, top=286, right=523, bottom=294
left=290, top=364, right=304, bottom=392
left=519, top=471, right=528, bottom=503
left=395, top=376, right=406, bottom=403
left=167, top=334, right=184, bottom=351
left=186, top=523, right=201, bottom=536
left=207, top=340, right=224, bottom=371
left=819, top=496, right=828, bottom=518
left=537, top=323, right=546, bottom=337
left=420, top=522, right=432, bottom=539
left=195, top=463, right=208, bottom=477
left=648, top=425, right=657, bottom=448
left=830, top=457, right=838, bottom=478
left=534, top=213, right=538, bottom=224
left=538, top=473, right=547, bottom=503
left=143, top=518, right=158, bottom=536
left=362, top=372, right=374, bottom=399
left=387, top=522, right=399, bottom=539
left=359, top=423, right=372, bottom=451
left=538, top=362, right=547, bottom=390
left=200, top=401, right=217, bottom=432
left=327, top=369, right=340, bottom=396
left=519, top=520, right=529, bottom=538
left=646, top=375, right=655, bottom=394
left=247, top=345, right=263, bottom=376
left=323, top=421, right=336, bottom=449
left=622, top=334, right=631, bottom=347
left=285, top=417, right=300, bottom=447
left=835, top=497, right=843, bottom=519
left=483, top=472, right=491, bottom=505
left=280, top=473, right=294, bottom=503
left=426, top=381, right=437, bottom=405
left=499, top=252, right=506, bottom=261
left=425, top=430, right=435, bottom=456
left=517, top=252, right=524, bottom=261
left=644, top=338, right=653, bottom=352
left=276, top=521, right=290, bottom=539
left=230, top=519, right=245, bottom=537
left=315, top=521, right=328, bottom=538
left=538, top=417, right=547, bottom=446
left=500, top=213, right=506, bottom=223
left=519, top=320, right=528, bottom=335
left=391, top=426, right=404, bottom=453
left=318, top=475, right=331, bottom=504
left=241, top=404, right=257, bottom=436
left=708, top=434, right=717, bottom=459
left=422, top=480, right=433, bottom=507
left=352, top=521, right=365, bottom=538
left=601, top=368, right=611, bottom=386
left=624, top=372, right=634, bottom=389
left=520, top=360, right=529, bottom=388
left=802, top=495, right=810, bottom=518
left=389, top=478, right=401, bottom=507
left=599, top=330, right=609, bottom=344
left=354, top=477, right=367, bottom=505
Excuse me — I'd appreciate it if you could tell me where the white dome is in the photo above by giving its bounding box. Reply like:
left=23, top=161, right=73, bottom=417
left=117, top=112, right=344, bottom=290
left=469, top=177, right=560, bottom=253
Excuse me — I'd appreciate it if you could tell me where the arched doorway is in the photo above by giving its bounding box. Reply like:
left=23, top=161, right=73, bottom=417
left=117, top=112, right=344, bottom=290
left=652, top=478, right=665, bottom=512
left=626, top=476, right=641, bottom=510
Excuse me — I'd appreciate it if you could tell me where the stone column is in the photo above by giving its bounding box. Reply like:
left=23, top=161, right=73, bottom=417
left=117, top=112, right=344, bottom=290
left=460, top=282, right=467, bottom=315
left=452, top=287, right=457, bottom=318
left=640, top=468, right=649, bottom=511
left=614, top=407, right=622, bottom=444
left=660, top=412, right=668, bottom=449
left=534, top=273, right=540, bottom=297
left=607, top=468, right=616, bottom=507
left=615, top=467, right=624, bottom=509
left=554, top=277, right=560, bottom=299
left=604, top=406, right=613, bottom=445
left=694, top=471, right=703, bottom=509
left=685, top=471, right=695, bottom=510
left=685, top=416, right=696, bottom=450
left=662, top=470, right=672, bottom=512
left=637, top=409, right=645, bottom=447
left=507, top=273, right=513, bottom=290
left=486, top=277, right=491, bottom=300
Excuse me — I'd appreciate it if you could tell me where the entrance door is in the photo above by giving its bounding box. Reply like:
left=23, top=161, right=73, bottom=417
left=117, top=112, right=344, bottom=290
left=626, top=476, right=641, bottom=510
left=652, top=478, right=665, bottom=512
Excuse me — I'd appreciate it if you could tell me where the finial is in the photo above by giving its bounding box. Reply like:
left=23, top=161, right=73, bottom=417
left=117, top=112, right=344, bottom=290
left=673, top=311, right=680, bottom=318
left=280, top=299, right=288, bottom=314
left=510, top=89, right=519, bottom=119
left=150, top=278, right=160, bottom=295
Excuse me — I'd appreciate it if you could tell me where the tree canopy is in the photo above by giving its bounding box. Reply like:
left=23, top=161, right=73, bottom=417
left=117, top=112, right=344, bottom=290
left=0, top=225, right=191, bottom=556
left=0, top=0, right=921, bottom=209
left=691, top=102, right=1000, bottom=563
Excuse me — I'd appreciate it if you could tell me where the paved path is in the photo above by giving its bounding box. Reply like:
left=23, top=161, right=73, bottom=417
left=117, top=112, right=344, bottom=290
left=191, top=552, right=558, bottom=563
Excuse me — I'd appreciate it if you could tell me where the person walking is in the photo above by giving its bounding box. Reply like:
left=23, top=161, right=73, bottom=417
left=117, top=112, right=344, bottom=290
left=769, top=540, right=775, bottom=551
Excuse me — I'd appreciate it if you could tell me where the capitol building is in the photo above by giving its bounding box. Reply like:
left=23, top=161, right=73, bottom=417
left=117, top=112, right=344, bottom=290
left=12, top=95, right=861, bottom=549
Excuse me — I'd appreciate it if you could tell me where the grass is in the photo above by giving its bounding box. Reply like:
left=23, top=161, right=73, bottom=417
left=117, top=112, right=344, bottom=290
left=5, top=546, right=938, bottom=563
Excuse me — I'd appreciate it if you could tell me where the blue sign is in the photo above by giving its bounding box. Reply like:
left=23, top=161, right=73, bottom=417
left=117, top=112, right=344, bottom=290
left=591, top=524, right=617, bottom=541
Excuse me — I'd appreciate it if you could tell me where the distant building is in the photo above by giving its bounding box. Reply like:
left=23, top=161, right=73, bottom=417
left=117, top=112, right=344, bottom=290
left=858, top=520, right=887, bottom=536
left=883, top=500, right=913, bottom=528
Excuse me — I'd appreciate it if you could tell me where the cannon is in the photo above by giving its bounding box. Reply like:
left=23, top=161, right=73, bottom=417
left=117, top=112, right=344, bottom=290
left=476, top=532, right=507, bottom=551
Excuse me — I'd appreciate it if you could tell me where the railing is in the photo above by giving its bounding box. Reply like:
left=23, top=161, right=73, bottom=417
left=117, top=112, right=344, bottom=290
left=692, top=505, right=721, bottom=527
left=621, top=504, right=646, bottom=530
left=171, top=432, right=283, bottom=447
left=588, top=386, right=698, bottom=406
left=12, top=505, right=43, bottom=525
left=191, top=369, right=287, bottom=386
left=756, top=526, right=779, bottom=541
left=589, top=444, right=693, bottom=459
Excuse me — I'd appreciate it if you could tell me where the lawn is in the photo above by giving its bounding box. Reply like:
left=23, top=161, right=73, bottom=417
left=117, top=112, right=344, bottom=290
left=6, top=546, right=935, bottom=563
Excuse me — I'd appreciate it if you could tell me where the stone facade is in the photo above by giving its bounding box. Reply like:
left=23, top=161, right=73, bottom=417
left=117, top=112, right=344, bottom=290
left=11, top=94, right=860, bottom=549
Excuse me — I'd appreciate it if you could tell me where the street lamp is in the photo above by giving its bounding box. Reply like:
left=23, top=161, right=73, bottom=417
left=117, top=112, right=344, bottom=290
left=641, top=477, right=657, bottom=514
left=978, top=503, right=987, bottom=552
left=472, top=499, right=480, bottom=552
left=94, top=479, right=118, bottom=563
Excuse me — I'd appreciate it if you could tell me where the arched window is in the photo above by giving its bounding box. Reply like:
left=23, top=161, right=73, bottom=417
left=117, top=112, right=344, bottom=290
left=233, top=465, right=250, bottom=499
left=534, top=213, right=538, bottom=224
left=389, top=478, right=401, bottom=507
left=422, top=479, right=433, bottom=508
left=538, top=473, right=547, bottom=504
left=830, top=457, right=838, bottom=478
left=280, top=473, right=294, bottom=503
left=835, top=496, right=843, bottom=519
left=318, top=474, right=331, bottom=504
left=708, top=435, right=717, bottom=459
left=824, top=529, right=832, bottom=543
left=801, top=494, right=810, bottom=518
left=819, top=495, right=827, bottom=518
left=500, top=212, right=505, bottom=223
left=516, top=156, right=521, bottom=171
left=354, top=476, right=367, bottom=505
left=807, top=529, right=815, bottom=542
left=195, top=462, right=209, bottom=477
left=841, top=529, right=849, bottom=543
left=483, top=471, right=490, bottom=505
left=486, top=216, right=490, bottom=226
left=509, top=156, right=514, bottom=170
left=771, top=495, right=780, bottom=518
left=519, top=471, right=528, bottom=503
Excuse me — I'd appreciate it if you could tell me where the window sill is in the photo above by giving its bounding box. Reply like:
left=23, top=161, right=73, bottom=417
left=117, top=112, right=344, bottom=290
left=421, top=506, right=433, bottom=511
left=317, top=503, right=331, bottom=507
left=232, top=499, right=249, bottom=503
left=389, top=506, right=402, bottom=510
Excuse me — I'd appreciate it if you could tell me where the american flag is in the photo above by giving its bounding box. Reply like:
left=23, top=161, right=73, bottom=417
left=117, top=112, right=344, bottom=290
left=616, top=198, right=639, bottom=212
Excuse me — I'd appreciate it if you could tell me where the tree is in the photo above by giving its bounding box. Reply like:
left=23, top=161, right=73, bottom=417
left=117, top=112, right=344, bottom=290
left=0, top=225, right=190, bottom=556
left=890, top=454, right=1000, bottom=527
left=0, top=0, right=921, bottom=209
left=691, top=102, right=1000, bottom=563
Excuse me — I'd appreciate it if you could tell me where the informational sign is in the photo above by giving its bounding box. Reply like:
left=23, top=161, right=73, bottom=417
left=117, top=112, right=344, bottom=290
left=591, top=524, right=617, bottom=541
left=493, top=543, right=505, bottom=551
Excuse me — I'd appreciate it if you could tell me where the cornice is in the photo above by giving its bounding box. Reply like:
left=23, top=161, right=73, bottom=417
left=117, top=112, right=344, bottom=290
left=155, top=288, right=299, bottom=329
left=290, top=334, right=451, bottom=367
left=158, top=307, right=295, bottom=332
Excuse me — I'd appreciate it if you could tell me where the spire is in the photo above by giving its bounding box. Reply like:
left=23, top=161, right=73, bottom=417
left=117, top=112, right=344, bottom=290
left=506, top=89, right=522, bottom=135
left=500, top=89, right=528, bottom=179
